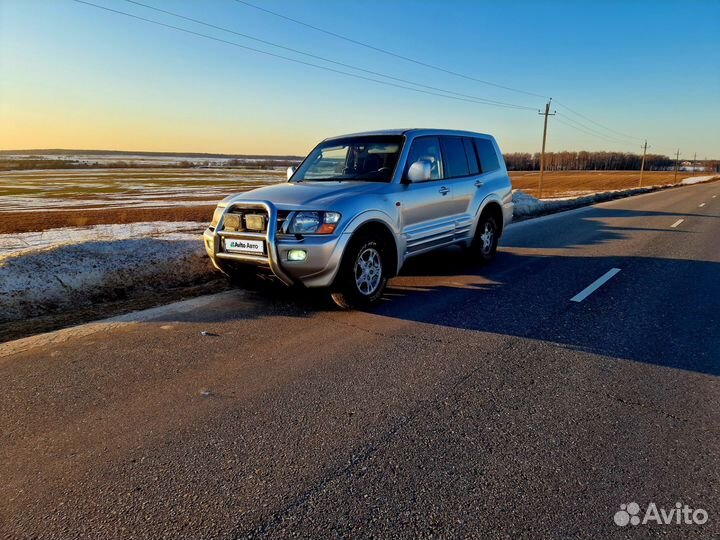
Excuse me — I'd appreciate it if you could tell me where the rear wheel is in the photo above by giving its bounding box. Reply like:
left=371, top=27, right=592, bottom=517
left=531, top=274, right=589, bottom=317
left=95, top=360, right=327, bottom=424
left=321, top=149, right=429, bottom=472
left=469, top=213, right=499, bottom=262
left=331, top=234, right=389, bottom=309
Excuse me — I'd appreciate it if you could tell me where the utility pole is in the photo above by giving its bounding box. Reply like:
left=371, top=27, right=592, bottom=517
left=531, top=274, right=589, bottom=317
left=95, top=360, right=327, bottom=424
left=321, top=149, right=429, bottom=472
left=638, top=139, right=648, bottom=187
left=673, top=149, right=680, bottom=183
left=537, top=98, right=556, bottom=199
left=693, top=152, right=697, bottom=171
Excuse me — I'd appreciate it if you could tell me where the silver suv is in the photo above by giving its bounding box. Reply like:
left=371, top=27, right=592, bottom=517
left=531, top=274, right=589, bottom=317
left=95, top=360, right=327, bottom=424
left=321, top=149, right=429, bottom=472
left=205, top=129, right=513, bottom=308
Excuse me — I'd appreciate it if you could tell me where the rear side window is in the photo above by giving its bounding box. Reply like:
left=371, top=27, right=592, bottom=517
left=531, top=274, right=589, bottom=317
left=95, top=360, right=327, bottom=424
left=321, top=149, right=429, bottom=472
left=463, top=137, right=480, bottom=175
left=439, top=136, right=469, bottom=178
left=474, top=138, right=500, bottom=173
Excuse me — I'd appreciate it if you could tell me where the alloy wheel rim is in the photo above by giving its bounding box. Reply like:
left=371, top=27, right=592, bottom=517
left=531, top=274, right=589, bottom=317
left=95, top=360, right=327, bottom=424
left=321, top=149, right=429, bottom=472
left=354, top=247, right=382, bottom=295
left=480, top=222, right=494, bottom=254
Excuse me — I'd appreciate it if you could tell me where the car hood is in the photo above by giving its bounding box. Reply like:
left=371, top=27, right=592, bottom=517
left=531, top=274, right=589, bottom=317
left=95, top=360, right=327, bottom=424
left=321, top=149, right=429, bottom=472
left=223, top=181, right=387, bottom=209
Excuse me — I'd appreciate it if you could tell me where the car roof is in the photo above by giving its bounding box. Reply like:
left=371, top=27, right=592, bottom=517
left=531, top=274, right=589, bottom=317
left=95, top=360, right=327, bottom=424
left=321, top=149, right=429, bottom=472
left=323, top=128, right=493, bottom=141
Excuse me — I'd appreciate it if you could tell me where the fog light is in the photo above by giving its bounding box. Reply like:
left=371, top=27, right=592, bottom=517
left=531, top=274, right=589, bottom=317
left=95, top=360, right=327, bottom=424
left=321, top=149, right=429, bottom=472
left=288, top=249, right=307, bottom=262
left=223, top=213, right=241, bottom=231
left=244, top=214, right=266, bottom=231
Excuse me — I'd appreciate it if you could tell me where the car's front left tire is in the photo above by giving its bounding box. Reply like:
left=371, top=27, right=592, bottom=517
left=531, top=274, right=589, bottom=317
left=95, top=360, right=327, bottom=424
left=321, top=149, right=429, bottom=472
left=330, top=233, right=389, bottom=309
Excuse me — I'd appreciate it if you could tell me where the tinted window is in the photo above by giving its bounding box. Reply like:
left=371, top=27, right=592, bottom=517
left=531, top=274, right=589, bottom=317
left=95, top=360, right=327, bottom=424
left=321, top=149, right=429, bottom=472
left=463, top=137, right=480, bottom=175
left=294, top=135, right=402, bottom=182
left=404, top=136, right=443, bottom=181
left=440, top=136, right=469, bottom=178
left=474, top=138, right=500, bottom=173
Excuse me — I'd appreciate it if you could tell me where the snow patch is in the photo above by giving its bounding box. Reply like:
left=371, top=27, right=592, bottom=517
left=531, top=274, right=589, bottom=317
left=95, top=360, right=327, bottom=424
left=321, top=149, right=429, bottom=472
left=512, top=186, right=662, bottom=218
left=0, top=221, right=204, bottom=257
left=0, top=222, right=214, bottom=322
left=680, top=175, right=718, bottom=185
left=512, top=175, right=717, bottom=218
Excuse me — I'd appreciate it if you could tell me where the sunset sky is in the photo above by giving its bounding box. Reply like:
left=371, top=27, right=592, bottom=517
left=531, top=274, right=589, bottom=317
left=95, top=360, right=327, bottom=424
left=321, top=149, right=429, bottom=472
left=1, top=0, right=718, bottom=157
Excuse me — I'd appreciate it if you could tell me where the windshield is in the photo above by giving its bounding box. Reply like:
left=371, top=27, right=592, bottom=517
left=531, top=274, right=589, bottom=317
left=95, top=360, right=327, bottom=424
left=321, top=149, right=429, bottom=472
left=291, top=135, right=403, bottom=182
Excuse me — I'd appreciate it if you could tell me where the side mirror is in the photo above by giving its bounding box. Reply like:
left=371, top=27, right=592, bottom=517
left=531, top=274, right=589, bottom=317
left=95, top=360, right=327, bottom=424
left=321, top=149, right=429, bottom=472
left=407, top=159, right=432, bottom=183
left=287, top=166, right=297, bottom=180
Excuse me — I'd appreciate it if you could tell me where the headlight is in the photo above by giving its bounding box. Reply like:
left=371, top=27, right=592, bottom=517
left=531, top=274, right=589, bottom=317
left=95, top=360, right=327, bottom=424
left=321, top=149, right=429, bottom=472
left=288, top=211, right=341, bottom=234
left=210, top=206, right=225, bottom=228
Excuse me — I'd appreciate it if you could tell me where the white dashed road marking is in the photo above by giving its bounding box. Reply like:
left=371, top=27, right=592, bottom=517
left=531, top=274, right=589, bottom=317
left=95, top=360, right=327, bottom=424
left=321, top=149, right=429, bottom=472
left=570, top=268, right=622, bottom=303
left=699, top=203, right=706, bottom=207
left=670, top=219, right=684, bottom=228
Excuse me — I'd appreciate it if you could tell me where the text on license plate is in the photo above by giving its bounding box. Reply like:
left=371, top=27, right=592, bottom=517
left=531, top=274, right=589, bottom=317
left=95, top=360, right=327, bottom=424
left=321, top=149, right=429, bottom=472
left=225, top=238, right=265, bottom=254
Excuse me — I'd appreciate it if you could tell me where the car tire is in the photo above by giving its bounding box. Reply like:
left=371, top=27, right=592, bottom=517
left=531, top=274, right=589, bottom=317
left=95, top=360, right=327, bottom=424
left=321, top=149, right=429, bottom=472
left=469, top=212, right=499, bottom=262
left=330, top=234, right=389, bottom=309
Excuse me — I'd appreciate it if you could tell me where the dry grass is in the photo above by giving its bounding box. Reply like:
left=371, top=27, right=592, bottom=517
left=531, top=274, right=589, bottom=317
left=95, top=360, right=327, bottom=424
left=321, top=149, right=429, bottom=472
left=0, top=205, right=215, bottom=234
left=510, top=170, right=712, bottom=198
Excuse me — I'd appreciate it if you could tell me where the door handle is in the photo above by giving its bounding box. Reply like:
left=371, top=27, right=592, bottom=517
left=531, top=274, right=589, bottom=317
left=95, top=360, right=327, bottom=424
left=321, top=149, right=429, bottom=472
left=474, top=180, right=484, bottom=188
left=439, top=186, right=450, bottom=196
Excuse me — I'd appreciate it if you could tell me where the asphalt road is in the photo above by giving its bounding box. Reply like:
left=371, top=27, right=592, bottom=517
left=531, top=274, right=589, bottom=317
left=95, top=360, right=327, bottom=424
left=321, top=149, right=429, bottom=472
left=2, top=182, right=719, bottom=539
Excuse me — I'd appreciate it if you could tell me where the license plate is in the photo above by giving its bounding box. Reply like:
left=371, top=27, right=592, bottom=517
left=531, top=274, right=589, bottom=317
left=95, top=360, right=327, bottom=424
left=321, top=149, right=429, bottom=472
left=224, top=238, right=265, bottom=254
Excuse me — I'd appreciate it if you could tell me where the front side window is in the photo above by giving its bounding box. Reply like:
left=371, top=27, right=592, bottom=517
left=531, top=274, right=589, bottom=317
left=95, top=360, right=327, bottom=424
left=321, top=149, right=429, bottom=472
left=292, top=136, right=402, bottom=182
left=440, top=136, right=470, bottom=178
left=404, top=136, right=444, bottom=181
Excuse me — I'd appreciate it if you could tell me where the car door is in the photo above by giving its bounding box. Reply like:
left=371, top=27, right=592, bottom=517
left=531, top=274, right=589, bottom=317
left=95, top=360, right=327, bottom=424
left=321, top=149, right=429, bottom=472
left=447, top=136, right=509, bottom=243
left=472, top=135, right=507, bottom=208
left=438, top=135, right=480, bottom=243
left=395, top=136, right=457, bottom=255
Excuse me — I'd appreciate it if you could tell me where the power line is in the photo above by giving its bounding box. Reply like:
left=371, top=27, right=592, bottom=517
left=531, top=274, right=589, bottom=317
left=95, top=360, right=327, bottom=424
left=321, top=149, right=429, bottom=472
left=120, top=0, right=536, bottom=111
left=71, top=0, right=536, bottom=111
left=555, top=113, right=634, bottom=146
left=231, top=0, right=549, bottom=100
left=555, top=118, right=631, bottom=148
left=233, top=0, right=648, bottom=149
left=74, top=0, right=654, bottom=151
left=553, top=99, right=641, bottom=142
left=555, top=116, right=634, bottom=147
left=555, top=110, right=632, bottom=143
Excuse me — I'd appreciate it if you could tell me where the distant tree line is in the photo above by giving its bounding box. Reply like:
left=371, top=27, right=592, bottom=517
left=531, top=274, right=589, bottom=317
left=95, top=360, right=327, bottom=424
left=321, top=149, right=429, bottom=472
left=0, top=158, right=203, bottom=171
left=0, top=158, right=87, bottom=171
left=503, top=151, right=719, bottom=172
left=223, top=158, right=301, bottom=169
left=0, top=149, right=303, bottom=160
left=0, top=157, right=301, bottom=172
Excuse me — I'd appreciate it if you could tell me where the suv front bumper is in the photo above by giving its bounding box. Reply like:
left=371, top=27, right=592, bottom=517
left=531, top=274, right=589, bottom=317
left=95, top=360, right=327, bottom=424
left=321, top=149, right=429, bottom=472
left=204, top=200, right=349, bottom=288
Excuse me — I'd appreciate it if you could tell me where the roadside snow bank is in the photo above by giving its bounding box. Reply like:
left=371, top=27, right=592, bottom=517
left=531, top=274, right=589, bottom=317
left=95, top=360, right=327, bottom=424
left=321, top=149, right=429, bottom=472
left=680, top=175, right=718, bottom=185
left=512, top=175, right=718, bottom=219
left=0, top=222, right=214, bottom=322
left=0, top=221, right=204, bottom=257
left=513, top=186, right=659, bottom=218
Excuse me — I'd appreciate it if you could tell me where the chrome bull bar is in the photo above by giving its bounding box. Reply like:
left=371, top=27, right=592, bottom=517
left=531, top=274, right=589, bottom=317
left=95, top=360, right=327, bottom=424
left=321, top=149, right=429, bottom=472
left=213, top=200, right=294, bottom=286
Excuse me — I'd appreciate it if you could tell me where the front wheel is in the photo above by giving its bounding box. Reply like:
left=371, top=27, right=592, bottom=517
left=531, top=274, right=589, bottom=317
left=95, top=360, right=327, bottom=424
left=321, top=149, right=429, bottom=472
left=469, top=213, right=499, bottom=262
left=330, top=235, right=388, bottom=309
